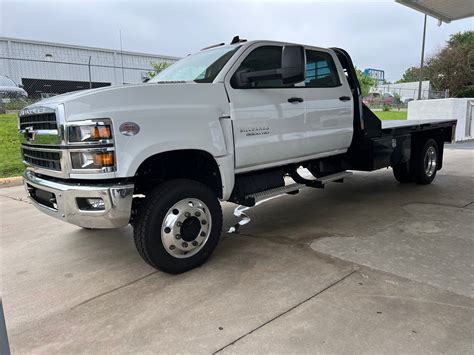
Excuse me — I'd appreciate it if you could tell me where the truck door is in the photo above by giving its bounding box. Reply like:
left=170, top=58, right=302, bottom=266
left=303, top=49, right=353, bottom=156
left=225, top=44, right=307, bottom=172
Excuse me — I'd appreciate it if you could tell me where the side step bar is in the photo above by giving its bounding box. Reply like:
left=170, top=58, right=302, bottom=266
left=243, top=171, right=353, bottom=206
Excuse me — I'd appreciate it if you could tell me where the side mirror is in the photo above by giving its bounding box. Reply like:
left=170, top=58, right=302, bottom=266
left=237, top=45, right=306, bottom=86
left=280, top=45, right=305, bottom=85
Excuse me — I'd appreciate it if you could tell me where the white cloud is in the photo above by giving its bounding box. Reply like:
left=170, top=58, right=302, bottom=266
left=1, top=0, right=472, bottom=81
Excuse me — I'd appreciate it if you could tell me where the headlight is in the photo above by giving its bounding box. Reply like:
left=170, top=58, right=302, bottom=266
left=68, top=121, right=112, bottom=142
left=70, top=151, right=115, bottom=169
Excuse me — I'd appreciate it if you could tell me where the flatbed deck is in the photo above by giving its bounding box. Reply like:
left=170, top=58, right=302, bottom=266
left=382, top=119, right=457, bottom=135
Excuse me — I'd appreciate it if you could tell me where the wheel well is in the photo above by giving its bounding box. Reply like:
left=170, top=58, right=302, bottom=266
left=133, top=150, right=222, bottom=198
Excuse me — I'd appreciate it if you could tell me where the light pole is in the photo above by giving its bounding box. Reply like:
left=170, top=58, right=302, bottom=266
left=88, top=56, right=92, bottom=89
left=418, top=14, right=427, bottom=100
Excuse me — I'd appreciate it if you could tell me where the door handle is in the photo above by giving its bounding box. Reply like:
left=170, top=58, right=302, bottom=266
left=339, top=96, right=351, bottom=102
left=288, top=97, right=304, bottom=103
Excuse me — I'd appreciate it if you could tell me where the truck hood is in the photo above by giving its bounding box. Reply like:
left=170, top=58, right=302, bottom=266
left=31, top=84, right=143, bottom=106
left=28, top=82, right=230, bottom=122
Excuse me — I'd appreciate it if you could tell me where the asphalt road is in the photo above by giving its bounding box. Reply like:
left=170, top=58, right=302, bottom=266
left=1, top=146, right=473, bottom=354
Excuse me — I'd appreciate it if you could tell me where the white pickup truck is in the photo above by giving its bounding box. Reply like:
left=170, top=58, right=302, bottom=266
left=19, top=38, right=456, bottom=273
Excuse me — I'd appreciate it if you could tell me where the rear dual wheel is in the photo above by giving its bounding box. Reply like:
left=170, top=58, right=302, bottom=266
left=392, top=138, right=438, bottom=185
left=133, top=179, right=223, bottom=274
left=392, top=162, right=412, bottom=183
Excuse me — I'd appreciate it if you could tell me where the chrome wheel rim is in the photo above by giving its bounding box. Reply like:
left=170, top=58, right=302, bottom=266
left=424, top=146, right=437, bottom=177
left=161, top=198, right=212, bottom=258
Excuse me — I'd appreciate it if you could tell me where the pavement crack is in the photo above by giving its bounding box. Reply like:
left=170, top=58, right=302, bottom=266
left=401, top=201, right=469, bottom=209
left=213, top=269, right=356, bottom=354
left=366, top=295, right=474, bottom=310
left=0, top=194, right=30, bottom=204
left=70, top=271, right=158, bottom=310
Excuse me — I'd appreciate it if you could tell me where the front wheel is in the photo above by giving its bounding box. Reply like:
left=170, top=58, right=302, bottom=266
left=133, top=179, right=223, bottom=274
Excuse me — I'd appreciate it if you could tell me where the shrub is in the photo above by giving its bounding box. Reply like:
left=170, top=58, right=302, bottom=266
left=457, top=85, right=474, bottom=98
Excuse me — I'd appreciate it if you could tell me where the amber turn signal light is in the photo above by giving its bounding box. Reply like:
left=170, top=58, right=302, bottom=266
left=90, top=126, right=112, bottom=140
left=93, top=152, right=114, bottom=167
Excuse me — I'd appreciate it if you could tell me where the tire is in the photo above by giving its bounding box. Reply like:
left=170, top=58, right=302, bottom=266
left=133, top=179, right=223, bottom=274
left=411, top=138, right=439, bottom=185
left=392, top=162, right=412, bottom=183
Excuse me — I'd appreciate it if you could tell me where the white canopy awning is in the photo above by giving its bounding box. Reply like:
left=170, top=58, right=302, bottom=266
left=396, top=0, right=474, bottom=22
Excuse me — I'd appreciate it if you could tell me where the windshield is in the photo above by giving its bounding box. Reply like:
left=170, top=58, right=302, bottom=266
left=150, top=45, right=240, bottom=83
left=0, top=76, right=17, bottom=87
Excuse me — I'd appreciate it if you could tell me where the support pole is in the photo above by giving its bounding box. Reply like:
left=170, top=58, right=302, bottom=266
left=88, top=56, right=92, bottom=89
left=418, top=14, right=427, bottom=100
left=120, top=30, right=125, bottom=85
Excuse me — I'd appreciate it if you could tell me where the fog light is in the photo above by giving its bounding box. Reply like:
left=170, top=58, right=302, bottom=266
left=77, top=197, right=105, bottom=211
left=87, top=198, right=105, bottom=209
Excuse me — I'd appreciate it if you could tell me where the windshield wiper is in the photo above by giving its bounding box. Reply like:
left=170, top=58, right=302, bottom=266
left=154, top=80, right=187, bottom=84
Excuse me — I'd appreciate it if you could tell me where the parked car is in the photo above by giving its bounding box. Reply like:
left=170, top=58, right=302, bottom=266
left=0, top=75, right=28, bottom=100
left=363, top=92, right=394, bottom=106
left=19, top=38, right=456, bottom=274
left=382, top=93, right=394, bottom=105
left=362, top=92, right=380, bottom=105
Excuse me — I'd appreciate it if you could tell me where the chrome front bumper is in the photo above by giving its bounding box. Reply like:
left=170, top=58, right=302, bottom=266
left=23, top=171, right=134, bottom=229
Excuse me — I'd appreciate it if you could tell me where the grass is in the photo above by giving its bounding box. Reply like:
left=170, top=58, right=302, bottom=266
left=0, top=114, right=24, bottom=178
left=374, top=110, right=407, bottom=121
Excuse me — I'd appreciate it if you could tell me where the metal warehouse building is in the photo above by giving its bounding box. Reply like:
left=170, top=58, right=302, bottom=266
left=0, top=37, right=179, bottom=99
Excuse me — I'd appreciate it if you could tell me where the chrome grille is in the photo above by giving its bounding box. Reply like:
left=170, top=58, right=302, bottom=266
left=22, top=147, right=62, bottom=171
left=19, top=113, right=57, bottom=130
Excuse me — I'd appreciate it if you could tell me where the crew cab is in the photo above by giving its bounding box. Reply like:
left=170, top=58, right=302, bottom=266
left=19, top=37, right=456, bottom=274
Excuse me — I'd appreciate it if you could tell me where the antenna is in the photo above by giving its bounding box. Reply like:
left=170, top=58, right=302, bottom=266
left=120, top=30, right=125, bottom=84
left=230, top=35, right=247, bottom=44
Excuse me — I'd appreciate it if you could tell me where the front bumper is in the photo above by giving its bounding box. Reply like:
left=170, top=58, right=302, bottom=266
left=23, top=171, right=134, bottom=229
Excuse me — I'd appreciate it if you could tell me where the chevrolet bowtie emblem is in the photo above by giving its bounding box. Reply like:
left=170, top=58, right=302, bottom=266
left=24, top=126, right=35, bottom=142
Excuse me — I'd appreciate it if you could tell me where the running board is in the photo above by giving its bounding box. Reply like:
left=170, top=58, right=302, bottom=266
left=243, top=171, right=353, bottom=206
left=311, top=171, right=353, bottom=185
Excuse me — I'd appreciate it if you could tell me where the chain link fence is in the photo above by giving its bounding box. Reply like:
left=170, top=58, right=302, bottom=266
left=363, top=82, right=449, bottom=110
left=0, top=38, right=178, bottom=112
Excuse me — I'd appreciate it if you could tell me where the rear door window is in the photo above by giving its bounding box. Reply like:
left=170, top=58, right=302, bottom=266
left=305, top=50, right=341, bottom=88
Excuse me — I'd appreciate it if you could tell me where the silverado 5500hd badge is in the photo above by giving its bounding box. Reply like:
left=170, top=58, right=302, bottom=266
left=240, top=126, right=270, bottom=137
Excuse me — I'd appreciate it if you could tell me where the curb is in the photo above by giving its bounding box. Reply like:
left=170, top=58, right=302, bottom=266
left=0, top=176, right=23, bottom=189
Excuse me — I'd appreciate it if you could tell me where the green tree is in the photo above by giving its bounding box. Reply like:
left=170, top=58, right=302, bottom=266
left=355, top=67, right=375, bottom=97
left=147, top=61, right=171, bottom=79
left=396, top=66, right=427, bottom=83
left=396, top=31, right=473, bottom=97
left=425, top=31, right=473, bottom=97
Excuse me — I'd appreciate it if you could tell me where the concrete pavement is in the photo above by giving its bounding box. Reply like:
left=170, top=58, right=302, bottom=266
left=1, top=146, right=473, bottom=354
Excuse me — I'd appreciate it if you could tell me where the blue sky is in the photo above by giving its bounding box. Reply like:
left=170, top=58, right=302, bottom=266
left=1, top=0, right=472, bottom=81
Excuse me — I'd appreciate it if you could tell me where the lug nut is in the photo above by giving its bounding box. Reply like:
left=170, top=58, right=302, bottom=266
left=201, top=220, right=207, bottom=225
left=192, top=241, right=198, bottom=246
left=185, top=212, right=191, bottom=217
left=195, top=211, right=201, bottom=217
left=182, top=242, right=188, bottom=248
left=169, top=245, right=175, bottom=250
left=200, top=231, right=206, bottom=237
left=176, top=222, right=182, bottom=227
left=175, top=234, right=181, bottom=240
left=164, top=227, right=171, bottom=233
